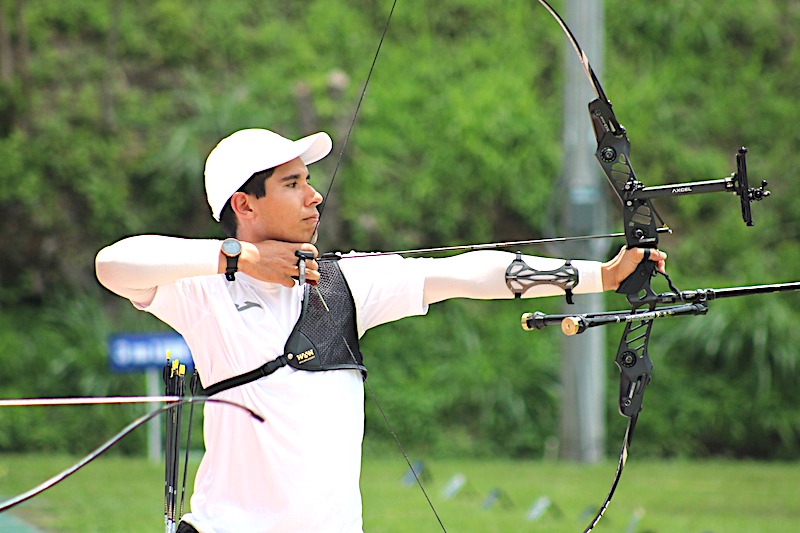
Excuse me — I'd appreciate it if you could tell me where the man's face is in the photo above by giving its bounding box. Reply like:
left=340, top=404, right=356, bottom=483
left=246, top=157, right=323, bottom=243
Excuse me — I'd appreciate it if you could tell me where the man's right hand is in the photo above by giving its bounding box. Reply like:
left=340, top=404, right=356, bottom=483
left=222, top=240, right=319, bottom=287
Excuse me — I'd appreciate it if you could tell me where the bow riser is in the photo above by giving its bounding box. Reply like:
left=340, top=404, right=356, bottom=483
left=588, top=98, right=661, bottom=301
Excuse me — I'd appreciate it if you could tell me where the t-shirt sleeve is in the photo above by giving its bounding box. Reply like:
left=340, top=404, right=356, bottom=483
left=338, top=254, right=429, bottom=335
left=139, top=277, right=218, bottom=338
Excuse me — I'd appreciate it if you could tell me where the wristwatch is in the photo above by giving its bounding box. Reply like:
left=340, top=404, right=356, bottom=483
left=221, top=238, right=242, bottom=281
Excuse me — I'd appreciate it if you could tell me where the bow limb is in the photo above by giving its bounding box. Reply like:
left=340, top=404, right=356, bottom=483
left=0, top=397, right=263, bottom=513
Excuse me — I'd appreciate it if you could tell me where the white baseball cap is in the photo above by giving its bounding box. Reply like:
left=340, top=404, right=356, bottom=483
left=204, top=128, right=333, bottom=221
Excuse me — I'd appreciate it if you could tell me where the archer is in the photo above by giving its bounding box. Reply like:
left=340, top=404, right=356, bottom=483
left=95, top=127, right=664, bottom=532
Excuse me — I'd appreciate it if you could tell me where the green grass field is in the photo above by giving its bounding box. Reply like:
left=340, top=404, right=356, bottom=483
left=0, top=453, right=798, bottom=532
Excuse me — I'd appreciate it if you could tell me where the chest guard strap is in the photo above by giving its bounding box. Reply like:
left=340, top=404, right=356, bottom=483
left=202, top=256, right=365, bottom=397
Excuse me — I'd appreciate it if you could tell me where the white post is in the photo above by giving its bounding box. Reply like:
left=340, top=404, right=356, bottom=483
left=146, top=368, right=162, bottom=463
left=558, top=0, right=607, bottom=463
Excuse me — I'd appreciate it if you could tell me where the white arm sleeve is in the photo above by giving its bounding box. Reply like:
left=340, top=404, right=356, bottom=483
left=95, top=235, right=222, bottom=305
left=419, top=250, right=604, bottom=305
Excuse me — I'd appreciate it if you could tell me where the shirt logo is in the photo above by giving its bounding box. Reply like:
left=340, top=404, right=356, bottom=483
left=235, top=301, right=263, bottom=312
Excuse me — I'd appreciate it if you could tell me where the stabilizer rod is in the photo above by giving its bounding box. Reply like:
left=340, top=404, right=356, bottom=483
left=522, top=281, right=800, bottom=336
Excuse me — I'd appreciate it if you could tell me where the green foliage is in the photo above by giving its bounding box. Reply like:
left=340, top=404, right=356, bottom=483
left=2, top=455, right=800, bottom=532
left=0, top=0, right=798, bottom=460
left=362, top=298, right=563, bottom=458
left=0, top=291, right=149, bottom=454
left=631, top=291, right=800, bottom=459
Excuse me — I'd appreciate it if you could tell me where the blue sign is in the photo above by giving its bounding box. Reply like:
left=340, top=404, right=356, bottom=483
left=108, top=332, right=194, bottom=373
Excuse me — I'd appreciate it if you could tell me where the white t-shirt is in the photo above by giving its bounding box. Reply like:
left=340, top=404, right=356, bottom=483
left=143, top=254, right=429, bottom=533
left=95, top=235, right=606, bottom=532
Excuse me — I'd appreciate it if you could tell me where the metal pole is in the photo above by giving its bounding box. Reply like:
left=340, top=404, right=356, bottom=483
left=557, top=0, right=607, bottom=463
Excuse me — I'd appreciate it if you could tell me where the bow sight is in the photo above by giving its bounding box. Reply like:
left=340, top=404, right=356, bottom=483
left=589, top=99, right=771, bottom=282
left=616, top=146, right=770, bottom=227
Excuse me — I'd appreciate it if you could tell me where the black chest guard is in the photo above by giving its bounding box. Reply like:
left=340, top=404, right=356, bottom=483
left=284, top=256, right=366, bottom=376
left=201, top=256, right=365, bottom=397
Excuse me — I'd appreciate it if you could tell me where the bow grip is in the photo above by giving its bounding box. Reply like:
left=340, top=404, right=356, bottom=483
left=615, top=253, right=656, bottom=297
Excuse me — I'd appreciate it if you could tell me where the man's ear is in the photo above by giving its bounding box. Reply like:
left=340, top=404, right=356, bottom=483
left=230, top=191, right=255, bottom=220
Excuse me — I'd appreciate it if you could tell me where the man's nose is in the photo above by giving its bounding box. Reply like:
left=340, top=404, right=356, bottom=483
left=308, top=185, right=323, bottom=206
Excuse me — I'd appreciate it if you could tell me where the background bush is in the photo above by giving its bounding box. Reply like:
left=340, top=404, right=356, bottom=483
left=0, top=0, right=798, bottom=459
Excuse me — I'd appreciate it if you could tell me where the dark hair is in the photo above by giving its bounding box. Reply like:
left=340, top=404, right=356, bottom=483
left=219, top=168, right=276, bottom=237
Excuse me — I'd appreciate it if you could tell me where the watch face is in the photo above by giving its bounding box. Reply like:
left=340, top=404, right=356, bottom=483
left=222, top=239, right=242, bottom=257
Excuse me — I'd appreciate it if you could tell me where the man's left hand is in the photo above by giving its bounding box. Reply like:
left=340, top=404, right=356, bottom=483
left=601, top=246, right=667, bottom=291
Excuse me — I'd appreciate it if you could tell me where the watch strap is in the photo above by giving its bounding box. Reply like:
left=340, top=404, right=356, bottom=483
left=225, top=255, right=238, bottom=281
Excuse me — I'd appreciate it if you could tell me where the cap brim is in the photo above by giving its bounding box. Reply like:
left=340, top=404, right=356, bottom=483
left=296, top=132, right=333, bottom=167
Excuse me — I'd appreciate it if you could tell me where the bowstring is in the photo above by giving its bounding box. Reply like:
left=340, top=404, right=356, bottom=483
left=305, top=0, right=446, bottom=528
left=314, top=284, right=448, bottom=532
left=315, top=0, right=399, bottom=231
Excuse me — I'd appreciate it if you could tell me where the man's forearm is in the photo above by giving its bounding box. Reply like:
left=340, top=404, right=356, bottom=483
left=95, top=235, right=222, bottom=302
left=420, top=250, right=603, bottom=305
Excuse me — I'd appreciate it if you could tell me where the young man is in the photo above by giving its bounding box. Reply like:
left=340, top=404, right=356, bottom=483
left=95, top=128, right=665, bottom=532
